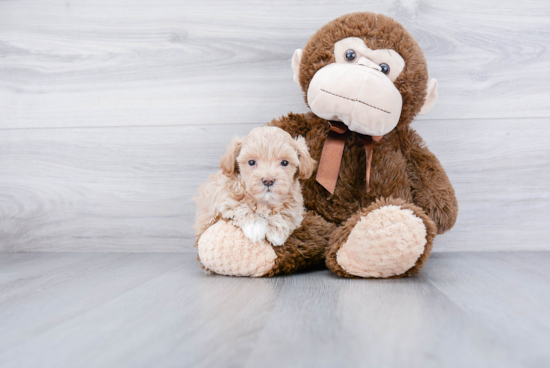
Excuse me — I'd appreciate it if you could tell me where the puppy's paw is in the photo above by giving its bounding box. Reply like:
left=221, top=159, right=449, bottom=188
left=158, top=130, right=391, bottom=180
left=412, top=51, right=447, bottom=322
left=266, top=232, right=287, bottom=246
left=242, top=220, right=268, bottom=243
left=266, top=226, right=289, bottom=246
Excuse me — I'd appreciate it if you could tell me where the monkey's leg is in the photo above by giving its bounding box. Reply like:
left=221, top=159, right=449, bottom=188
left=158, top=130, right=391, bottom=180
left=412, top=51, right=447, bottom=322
left=197, top=211, right=334, bottom=277
left=263, top=211, right=335, bottom=277
left=325, top=197, right=437, bottom=279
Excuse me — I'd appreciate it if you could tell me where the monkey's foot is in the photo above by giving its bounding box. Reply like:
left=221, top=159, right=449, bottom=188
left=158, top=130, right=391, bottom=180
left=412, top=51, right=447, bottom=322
left=326, top=198, right=436, bottom=278
left=198, top=220, right=277, bottom=277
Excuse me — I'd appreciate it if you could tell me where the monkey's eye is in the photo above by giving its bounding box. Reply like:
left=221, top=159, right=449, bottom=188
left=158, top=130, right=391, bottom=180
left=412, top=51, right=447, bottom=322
left=345, top=49, right=356, bottom=62
left=281, top=160, right=289, bottom=167
left=248, top=160, right=256, bottom=166
left=380, top=63, right=390, bottom=75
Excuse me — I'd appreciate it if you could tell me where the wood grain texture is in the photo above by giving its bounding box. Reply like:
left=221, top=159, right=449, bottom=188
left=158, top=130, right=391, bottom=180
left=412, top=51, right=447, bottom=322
left=0, top=123, right=252, bottom=252
left=0, top=252, right=549, bottom=368
left=1, top=118, right=549, bottom=252
left=1, top=0, right=549, bottom=129
left=1, top=0, right=549, bottom=252
left=424, top=252, right=550, bottom=366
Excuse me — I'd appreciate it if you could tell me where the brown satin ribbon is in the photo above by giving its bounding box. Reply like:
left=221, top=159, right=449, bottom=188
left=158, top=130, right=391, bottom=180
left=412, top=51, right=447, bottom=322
left=316, top=121, right=383, bottom=195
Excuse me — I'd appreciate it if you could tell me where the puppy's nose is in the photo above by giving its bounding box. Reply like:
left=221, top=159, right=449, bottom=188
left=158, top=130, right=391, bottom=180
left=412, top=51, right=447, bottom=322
left=262, top=178, right=275, bottom=187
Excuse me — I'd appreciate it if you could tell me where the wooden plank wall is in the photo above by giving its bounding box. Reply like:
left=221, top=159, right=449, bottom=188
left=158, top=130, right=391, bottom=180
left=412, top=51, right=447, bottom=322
left=0, top=0, right=549, bottom=252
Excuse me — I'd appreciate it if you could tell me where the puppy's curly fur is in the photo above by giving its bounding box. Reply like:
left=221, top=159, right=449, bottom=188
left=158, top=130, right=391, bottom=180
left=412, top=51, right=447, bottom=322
left=194, top=126, right=316, bottom=246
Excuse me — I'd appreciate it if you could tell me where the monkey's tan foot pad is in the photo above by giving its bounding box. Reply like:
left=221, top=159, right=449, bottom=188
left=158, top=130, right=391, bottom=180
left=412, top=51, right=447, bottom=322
left=336, top=205, right=427, bottom=278
left=198, top=221, right=277, bottom=277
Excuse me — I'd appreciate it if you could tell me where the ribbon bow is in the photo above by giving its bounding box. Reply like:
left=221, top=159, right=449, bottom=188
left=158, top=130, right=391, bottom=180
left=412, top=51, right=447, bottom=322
left=316, top=121, right=383, bottom=194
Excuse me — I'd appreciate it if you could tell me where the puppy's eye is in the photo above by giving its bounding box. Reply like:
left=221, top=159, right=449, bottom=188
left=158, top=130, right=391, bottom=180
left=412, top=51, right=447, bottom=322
left=380, top=63, right=390, bottom=75
left=281, top=160, right=289, bottom=167
left=248, top=160, right=256, bottom=166
left=345, top=49, right=356, bottom=62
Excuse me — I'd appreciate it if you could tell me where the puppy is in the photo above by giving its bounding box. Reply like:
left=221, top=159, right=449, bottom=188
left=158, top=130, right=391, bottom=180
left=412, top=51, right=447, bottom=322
left=194, top=126, right=316, bottom=246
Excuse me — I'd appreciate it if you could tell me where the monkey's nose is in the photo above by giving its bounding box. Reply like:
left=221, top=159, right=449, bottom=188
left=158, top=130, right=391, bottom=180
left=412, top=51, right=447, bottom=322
left=357, top=57, right=382, bottom=72
left=262, top=178, right=275, bottom=187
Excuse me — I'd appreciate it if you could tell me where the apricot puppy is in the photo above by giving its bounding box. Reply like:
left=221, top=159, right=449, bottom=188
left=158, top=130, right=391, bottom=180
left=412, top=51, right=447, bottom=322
left=194, top=126, right=315, bottom=246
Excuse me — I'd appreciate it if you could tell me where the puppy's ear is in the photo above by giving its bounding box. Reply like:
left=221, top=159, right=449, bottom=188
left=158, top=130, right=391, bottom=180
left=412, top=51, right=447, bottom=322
left=293, top=136, right=316, bottom=180
left=220, top=136, right=243, bottom=177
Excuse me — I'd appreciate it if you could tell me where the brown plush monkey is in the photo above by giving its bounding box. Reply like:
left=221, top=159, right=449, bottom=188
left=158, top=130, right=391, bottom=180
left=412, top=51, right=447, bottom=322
left=196, top=12, right=458, bottom=278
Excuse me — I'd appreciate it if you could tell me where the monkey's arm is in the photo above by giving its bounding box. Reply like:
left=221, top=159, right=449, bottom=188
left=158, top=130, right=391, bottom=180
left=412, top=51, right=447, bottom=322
left=401, top=128, right=458, bottom=234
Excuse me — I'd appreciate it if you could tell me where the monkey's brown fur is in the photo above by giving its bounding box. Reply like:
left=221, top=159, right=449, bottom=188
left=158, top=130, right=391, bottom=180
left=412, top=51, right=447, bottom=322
left=263, top=12, right=458, bottom=278
left=264, top=211, right=335, bottom=277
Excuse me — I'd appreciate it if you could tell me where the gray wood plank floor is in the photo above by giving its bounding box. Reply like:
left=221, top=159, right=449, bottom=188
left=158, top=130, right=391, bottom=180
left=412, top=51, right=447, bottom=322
left=1, top=251, right=549, bottom=368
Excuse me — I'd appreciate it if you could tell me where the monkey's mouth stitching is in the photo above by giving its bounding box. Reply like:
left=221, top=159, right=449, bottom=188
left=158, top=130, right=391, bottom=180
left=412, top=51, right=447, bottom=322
left=320, top=89, right=391, bottom=114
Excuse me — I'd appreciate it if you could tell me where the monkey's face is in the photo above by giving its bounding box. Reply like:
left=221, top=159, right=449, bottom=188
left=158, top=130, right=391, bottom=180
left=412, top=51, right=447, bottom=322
left=307, top=37, right=405, bottom=137
left=292, top=13, right=439, bottom=135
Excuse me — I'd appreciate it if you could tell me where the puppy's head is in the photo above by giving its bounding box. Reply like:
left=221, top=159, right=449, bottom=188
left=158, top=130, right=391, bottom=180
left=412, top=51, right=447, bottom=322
left=220, top=126, right=315, bottom=203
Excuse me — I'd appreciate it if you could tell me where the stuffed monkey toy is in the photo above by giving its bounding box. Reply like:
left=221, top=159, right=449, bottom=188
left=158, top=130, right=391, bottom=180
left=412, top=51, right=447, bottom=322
left=196, top=12, right=458, bottom=278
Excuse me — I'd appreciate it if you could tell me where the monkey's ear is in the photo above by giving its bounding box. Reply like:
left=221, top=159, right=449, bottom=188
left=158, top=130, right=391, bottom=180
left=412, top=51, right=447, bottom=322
left=220, top=137, right=243, bottom=177
left=291, top=49, right=303, bottom=86
left=419, top=78, right=438, bottom=115
left=294, top=136, right=316, bottom=180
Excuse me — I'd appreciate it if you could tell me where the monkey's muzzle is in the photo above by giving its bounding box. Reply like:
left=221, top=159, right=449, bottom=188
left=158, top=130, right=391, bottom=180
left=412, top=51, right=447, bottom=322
left=307, top=63, right=403, bottom=137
